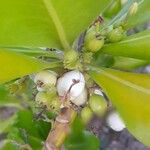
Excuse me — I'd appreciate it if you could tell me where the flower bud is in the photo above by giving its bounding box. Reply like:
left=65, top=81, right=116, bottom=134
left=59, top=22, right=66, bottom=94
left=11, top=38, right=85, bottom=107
left=81, top=107, right=93, bottom=124
left=128, top=2, right=138, bottom=16
left=57, top=70, right=85, bottom=101
left=34, top=70, right=57, bottom=92
left=63, top=50, right=79, bottom=69
left=106, top=111, right=125, bottom=132
left=107, top=26, right=124, bottom=43
left=89, top=94, right=107, bottom=116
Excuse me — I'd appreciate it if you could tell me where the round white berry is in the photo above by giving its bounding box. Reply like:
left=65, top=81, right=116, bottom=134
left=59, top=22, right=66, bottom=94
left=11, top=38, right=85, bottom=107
left=70, top=88, right=87, bottom=106
left=34, top=70, right=57, bottom=91
left=106, top=111, right=125, bottom=132
left=57, top=70, right=85, bottom=100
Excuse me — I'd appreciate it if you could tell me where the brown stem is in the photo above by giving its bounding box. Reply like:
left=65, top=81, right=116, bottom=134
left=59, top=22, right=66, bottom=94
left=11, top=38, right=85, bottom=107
left=42, top=107, right=77, bottom=150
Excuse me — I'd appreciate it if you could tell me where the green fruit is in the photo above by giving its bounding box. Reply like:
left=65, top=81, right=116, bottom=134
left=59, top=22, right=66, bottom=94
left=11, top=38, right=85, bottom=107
left=84, top=29, right=104, bottom=53
left=89, top=94, right=107, bottom=116
left=81, top=107, right=93, bottom=124
left=107, top=26, right=124, bottom=43
left=85, top=38, right=104, bottom=53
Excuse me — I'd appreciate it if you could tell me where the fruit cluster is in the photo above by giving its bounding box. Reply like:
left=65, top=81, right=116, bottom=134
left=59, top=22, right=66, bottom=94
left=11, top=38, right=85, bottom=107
left=32, top=69, right=125, bottom=131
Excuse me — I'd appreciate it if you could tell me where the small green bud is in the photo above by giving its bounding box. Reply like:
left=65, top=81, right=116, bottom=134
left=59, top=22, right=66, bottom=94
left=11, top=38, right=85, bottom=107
left=89, top=94, right=107, bottom=116
left=84, top=30, right=104, bottom=53
left=85, top=38, right=104, bottom=53
left=128, top=2, right=138, bottom=16
left=35, top=91, right=61, bottom=113
left=81, top=107, right=93, bottom=124
left=107, top=26, right=124, bottom=43
left=63, top=50, right=79, bottom=69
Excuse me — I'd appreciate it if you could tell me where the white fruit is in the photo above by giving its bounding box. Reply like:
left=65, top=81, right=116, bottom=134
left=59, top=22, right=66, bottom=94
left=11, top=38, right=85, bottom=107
left=34, top=70, right=57, bottom=91
left=57, top=70, right=85, bottom=103
left=106, top=111, right=125, bottom=132
left=70, top=88, right=87, bottom=106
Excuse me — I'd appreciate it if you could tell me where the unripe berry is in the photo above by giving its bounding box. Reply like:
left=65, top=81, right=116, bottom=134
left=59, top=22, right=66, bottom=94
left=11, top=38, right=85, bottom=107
left=89, top=94, right=107, bottom=116
left=81, top=107, right=93, bottom=124
left=85, top=38, right=104, bottom=53
left=107, top=26, right=124, bottom=43
left=84, top=30, right=104, bottom=53
left=106, top=111, right=125, bottom=132
left=57, top=70, right=85, bottom=102
left=35, top=91, right=61, bottom=112
left=34, top=70, right=57, bottom=92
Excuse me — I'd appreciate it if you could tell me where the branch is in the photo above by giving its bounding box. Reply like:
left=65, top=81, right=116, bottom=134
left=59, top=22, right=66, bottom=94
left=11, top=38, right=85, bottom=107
left=42, top=107, right=77, bottom=150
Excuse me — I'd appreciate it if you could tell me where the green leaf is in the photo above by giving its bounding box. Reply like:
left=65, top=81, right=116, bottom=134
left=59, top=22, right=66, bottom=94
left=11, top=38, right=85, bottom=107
left=65, top=117, right=99, bottom=150
left=0, top=49, right=60, bottom=84
left=100, top=30, right=150, bottom=60
left=8, top=110, right=51, bottom=149
left=103, top=0, right=122, bottom=18
left=126, top=0, right=150, bottom=29
left=101, top=0, right=147, bottom=32
left=93, top=54, right=115, bottom=68
left=0, top=0, right=110, bottom=50
left=89, top=67, right=150, bottom=147
left=0, top=115, right=17, bottom=134
left=0, top=86, right=22, bottom=108
left=1, top=141, right=19, bottom=150
left=102, top=0, right=135, bottom=29
left=7, top=128, right=43, bottom=150
left=15, top=110, right=51, bottom=140
left=65, top=131, right=99, bottom=150
left=113, top=57, right=150, bottom=71
left=0, top=46, right=62, bottom=59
